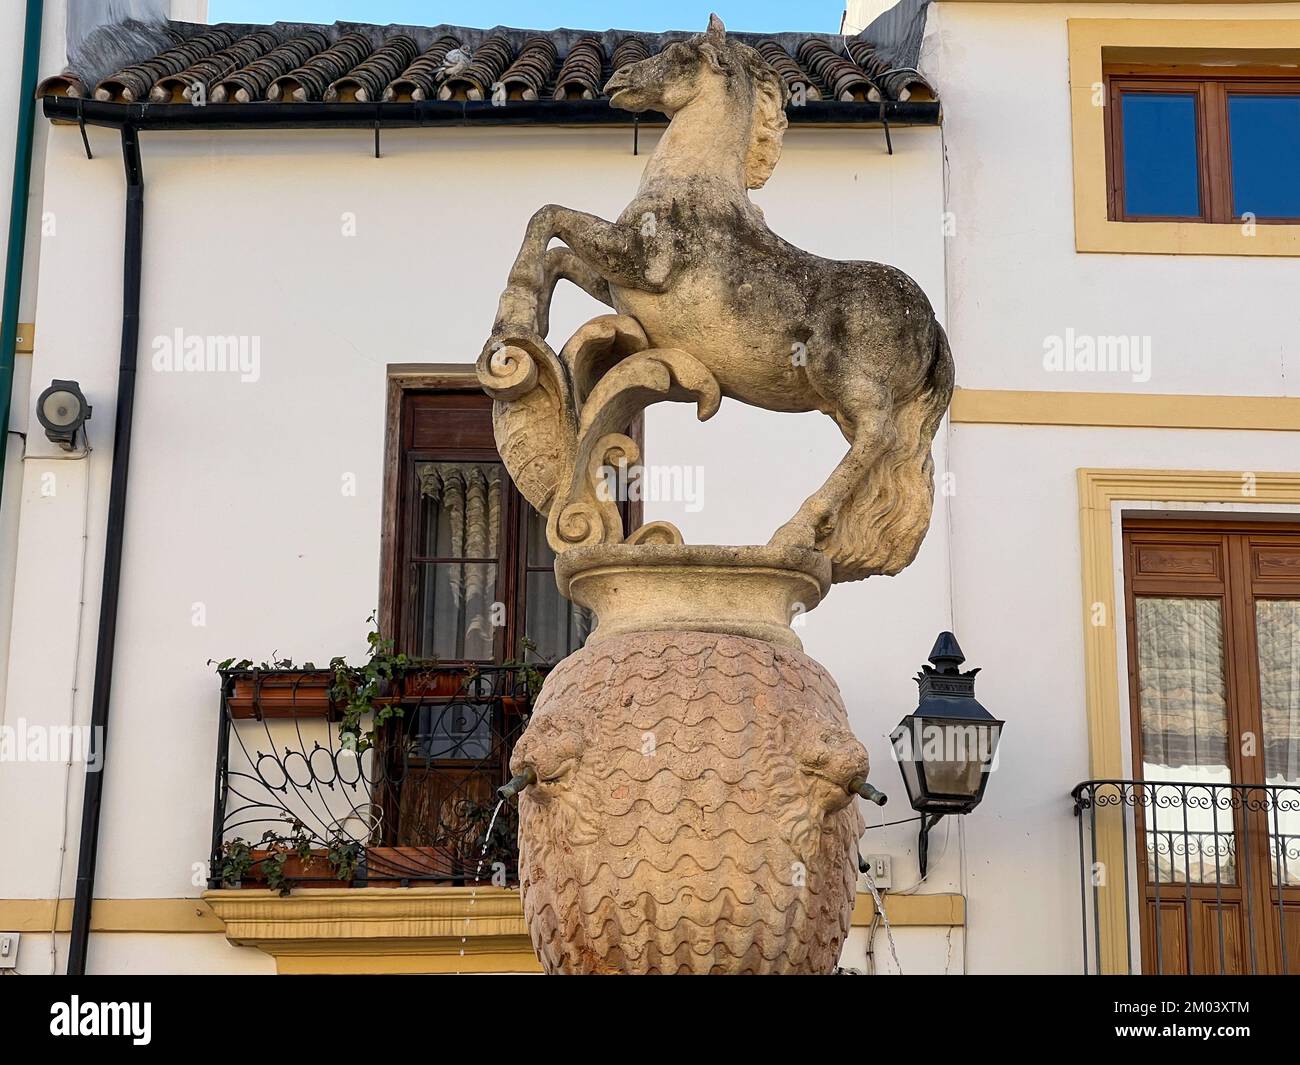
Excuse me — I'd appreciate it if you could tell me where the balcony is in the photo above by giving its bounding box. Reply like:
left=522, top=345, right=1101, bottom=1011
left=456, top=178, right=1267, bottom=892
left=203, top=659, right=971, bottom=972
left=209, top=663, right=543, bottom=892
left=1072, top=779, right=1300, bottom=974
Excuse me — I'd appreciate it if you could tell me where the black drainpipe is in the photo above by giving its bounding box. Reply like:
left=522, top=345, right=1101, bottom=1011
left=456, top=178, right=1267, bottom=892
left=67, top=123, right=144, bottom=975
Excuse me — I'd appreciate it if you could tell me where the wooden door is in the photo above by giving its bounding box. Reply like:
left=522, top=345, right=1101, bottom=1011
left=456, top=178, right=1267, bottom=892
left=1123, top=520, right=1300, bottom=974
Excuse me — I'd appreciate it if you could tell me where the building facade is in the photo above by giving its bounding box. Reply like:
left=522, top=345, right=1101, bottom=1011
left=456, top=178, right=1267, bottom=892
left=0, top=0, right=1296, bottom=974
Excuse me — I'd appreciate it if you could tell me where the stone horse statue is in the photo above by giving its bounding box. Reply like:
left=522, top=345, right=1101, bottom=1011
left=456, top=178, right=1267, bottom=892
left=486, top=15, right=952, bottom=582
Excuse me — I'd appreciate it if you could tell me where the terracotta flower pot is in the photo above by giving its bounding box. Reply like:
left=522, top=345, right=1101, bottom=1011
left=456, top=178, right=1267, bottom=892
left=240, top=849, right=349, bottom=888
left=399, top=669, right=470, bottom=700
left=225, top=671, right=336, bottom=720
left=361, top=845, right=463, bottom=887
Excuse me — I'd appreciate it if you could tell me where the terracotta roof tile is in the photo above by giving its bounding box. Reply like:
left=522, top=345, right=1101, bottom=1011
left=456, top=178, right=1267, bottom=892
left=267, top=31, right=373, bottom=102
left=38, top=20, right=938, bottom=111
left=846, top=38, right=934, bottom=103
left=326, top=34, right=418, bottom=102
left=384, top=34, right=462, bottom=102
left=610, top=36, right=651, bottom=73
left=150, top=29, right=280, bottom=103
left=439, top=34, right=513, bottom=101
left=756, top=39, right=821, bottom=102
left=796, top=39, right=876, bottom=103
left=94, top=26, right=232, bottom=102
left=498, top=36, right=559, bottom=101
left=210, top=30, right=329, bottom=104
left=553, top=35, right=604, bottom=101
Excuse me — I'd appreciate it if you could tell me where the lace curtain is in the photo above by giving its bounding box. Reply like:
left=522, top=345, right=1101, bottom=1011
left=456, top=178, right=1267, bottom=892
left=415, top=462, right=501, bottom=660
left=1136, top=597, right=1229, bottom=773
left=1257, top=599, right=1300, bottom=784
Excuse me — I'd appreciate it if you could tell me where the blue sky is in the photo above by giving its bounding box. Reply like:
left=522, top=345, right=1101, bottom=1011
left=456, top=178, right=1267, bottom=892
left=207, top=1, right=846, bottom=34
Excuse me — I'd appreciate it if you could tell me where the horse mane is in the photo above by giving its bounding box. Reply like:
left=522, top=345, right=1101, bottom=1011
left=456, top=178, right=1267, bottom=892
left=733, top=43, right=788, bottom=190
left=696, top=33, right=789, bottom=190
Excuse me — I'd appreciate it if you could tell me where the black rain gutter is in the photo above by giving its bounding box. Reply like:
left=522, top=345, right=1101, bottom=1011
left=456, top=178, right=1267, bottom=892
left=44, top=96, right=939, bottom=132
left=67, top=123, right=144, bottom=976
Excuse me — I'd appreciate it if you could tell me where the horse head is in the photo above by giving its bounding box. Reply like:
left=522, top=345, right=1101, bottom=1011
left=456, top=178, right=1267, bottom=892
left=603, top=14, right=789, bottom=189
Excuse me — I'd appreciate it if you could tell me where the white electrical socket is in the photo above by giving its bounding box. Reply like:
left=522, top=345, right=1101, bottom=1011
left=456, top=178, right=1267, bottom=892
left=0, top=932, right=18, bottom=969
left=860, top=854, right=892, bottom=891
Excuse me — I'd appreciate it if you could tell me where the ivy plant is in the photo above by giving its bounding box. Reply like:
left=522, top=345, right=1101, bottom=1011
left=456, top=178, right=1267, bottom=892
left=330, top=613, right=410, bottom=753
left=218, top=838, right=253, bottom=887
left=327, top=837, right=364, bottom=882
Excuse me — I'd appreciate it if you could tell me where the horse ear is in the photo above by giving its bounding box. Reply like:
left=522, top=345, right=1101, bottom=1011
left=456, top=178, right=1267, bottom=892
left=707, top=13, right=726, bottom=43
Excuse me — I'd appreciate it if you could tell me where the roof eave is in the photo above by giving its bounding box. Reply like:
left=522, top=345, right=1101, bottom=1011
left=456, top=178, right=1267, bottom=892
left=42, top=95, right=941, bottom=131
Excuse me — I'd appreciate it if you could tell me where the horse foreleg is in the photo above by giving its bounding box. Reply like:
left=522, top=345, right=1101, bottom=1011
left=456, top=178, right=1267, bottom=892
left=770, top=406, right=896, bottom=549
left=534, top=248, right=614, bottom=338
left=495, top=205, right=670, bottom=340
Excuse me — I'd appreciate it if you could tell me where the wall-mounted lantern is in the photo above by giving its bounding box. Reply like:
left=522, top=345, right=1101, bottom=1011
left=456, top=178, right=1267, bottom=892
left=891, top=632, right=1003, bottom=877
left=36, top=379, right=92, bottom=450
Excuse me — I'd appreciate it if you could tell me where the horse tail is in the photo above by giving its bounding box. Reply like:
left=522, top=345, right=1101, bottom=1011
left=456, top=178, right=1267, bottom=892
left=821, top=322, right=954, bottom=583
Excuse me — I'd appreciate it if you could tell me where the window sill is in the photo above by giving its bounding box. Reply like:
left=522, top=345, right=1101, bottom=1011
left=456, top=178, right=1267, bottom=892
left=203, top=886, right=541, bottom=974
left=1079, top=218, right=1300, bottom=256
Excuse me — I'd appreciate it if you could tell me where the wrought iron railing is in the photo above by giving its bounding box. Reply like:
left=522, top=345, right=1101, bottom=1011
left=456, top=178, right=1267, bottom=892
left=209, top=663, right=544, bottom=891
left=1072, top=779, right=1300, bottom=975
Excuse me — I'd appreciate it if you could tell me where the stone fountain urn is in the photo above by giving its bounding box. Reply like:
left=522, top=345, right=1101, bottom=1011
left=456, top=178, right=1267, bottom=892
left=480, top=17, right=952, bottom=976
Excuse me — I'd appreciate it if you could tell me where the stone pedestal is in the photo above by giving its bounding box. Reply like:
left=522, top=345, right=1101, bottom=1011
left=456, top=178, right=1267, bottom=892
left=510, top=547, right=868, bottom=974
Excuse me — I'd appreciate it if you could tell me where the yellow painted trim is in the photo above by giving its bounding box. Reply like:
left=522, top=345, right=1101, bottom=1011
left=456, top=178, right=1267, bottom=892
left=0, top=883, right=961, bottom=971
left=0, top=898, right=224, bottom=933
left=0, top=881, right=962, bottom=958
left=851, top=891, right=965, bottom=927
left=952, top=389, right=1300, bottom=431
left=1068, top=19, right=1300, bottom=256
left=1077, top=468, right=1300, bottom=972
left=279, top=949, right=542, bottom=975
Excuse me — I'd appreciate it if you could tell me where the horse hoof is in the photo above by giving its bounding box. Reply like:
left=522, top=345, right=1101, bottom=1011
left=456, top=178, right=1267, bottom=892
left=768, top=519, right=819, bottom=549
left=496, top=288, right=543, bottom=334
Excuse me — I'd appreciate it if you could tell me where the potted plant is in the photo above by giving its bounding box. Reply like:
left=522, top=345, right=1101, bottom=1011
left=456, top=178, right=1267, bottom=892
left=214, top=615, right=411, bottom=735
left=218, top=658, right=336, bottom=720
left=222, top=825, right=362, bottom=894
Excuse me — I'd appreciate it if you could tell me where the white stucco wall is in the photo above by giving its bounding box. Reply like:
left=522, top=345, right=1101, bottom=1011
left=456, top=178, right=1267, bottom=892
left=917, top=2, right=1300, bottom=974
left=0, top=118, right=946, bottom=974
left=926, top=2, right=1300, bottom=397
left=0, top=2, right=73, bottom=727
left=0, top=0, right=200, bottom=748
left=5, top=2, right=1299, bottom=977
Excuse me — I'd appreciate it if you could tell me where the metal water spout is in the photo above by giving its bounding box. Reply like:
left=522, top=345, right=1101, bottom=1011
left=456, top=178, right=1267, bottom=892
left=498, top=767, right=537, bottom=801
left=849, top=777, right=888, bottom=806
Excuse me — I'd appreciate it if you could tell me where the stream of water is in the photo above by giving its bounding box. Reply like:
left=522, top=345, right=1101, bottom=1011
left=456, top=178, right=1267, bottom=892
left=860, top=869, right=902, bottom=974
left=457, top=798, right=507, bottom=968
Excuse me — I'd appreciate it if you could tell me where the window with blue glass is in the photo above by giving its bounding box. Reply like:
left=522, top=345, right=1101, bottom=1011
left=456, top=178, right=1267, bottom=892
left=1118, top=92, right=1203, bottom=218
left=1228, top=93, right=1300, bottom=220
left=1108, top=69, right=1300, bottom=224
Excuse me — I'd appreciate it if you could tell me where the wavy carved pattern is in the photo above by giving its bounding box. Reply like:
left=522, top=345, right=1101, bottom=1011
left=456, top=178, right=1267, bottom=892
left=510, top=630, right=868, bottom=974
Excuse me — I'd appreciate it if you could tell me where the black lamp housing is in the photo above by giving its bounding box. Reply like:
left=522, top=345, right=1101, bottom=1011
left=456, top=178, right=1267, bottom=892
left=35, top=379, right=92, bottom=450
left=891, top=632, right=1003, bottom=876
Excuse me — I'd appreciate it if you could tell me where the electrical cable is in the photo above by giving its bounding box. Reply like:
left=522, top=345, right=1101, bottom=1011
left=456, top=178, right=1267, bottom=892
left=3, top=434, right=96, bottom=972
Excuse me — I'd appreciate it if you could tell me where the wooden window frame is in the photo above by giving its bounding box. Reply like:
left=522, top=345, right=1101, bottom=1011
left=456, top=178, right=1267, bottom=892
left=379, top=368, right=643, bottom=665
left=380, top=371, right=511, bottom=664
left=1105, top=65, right=1300, bottom=225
